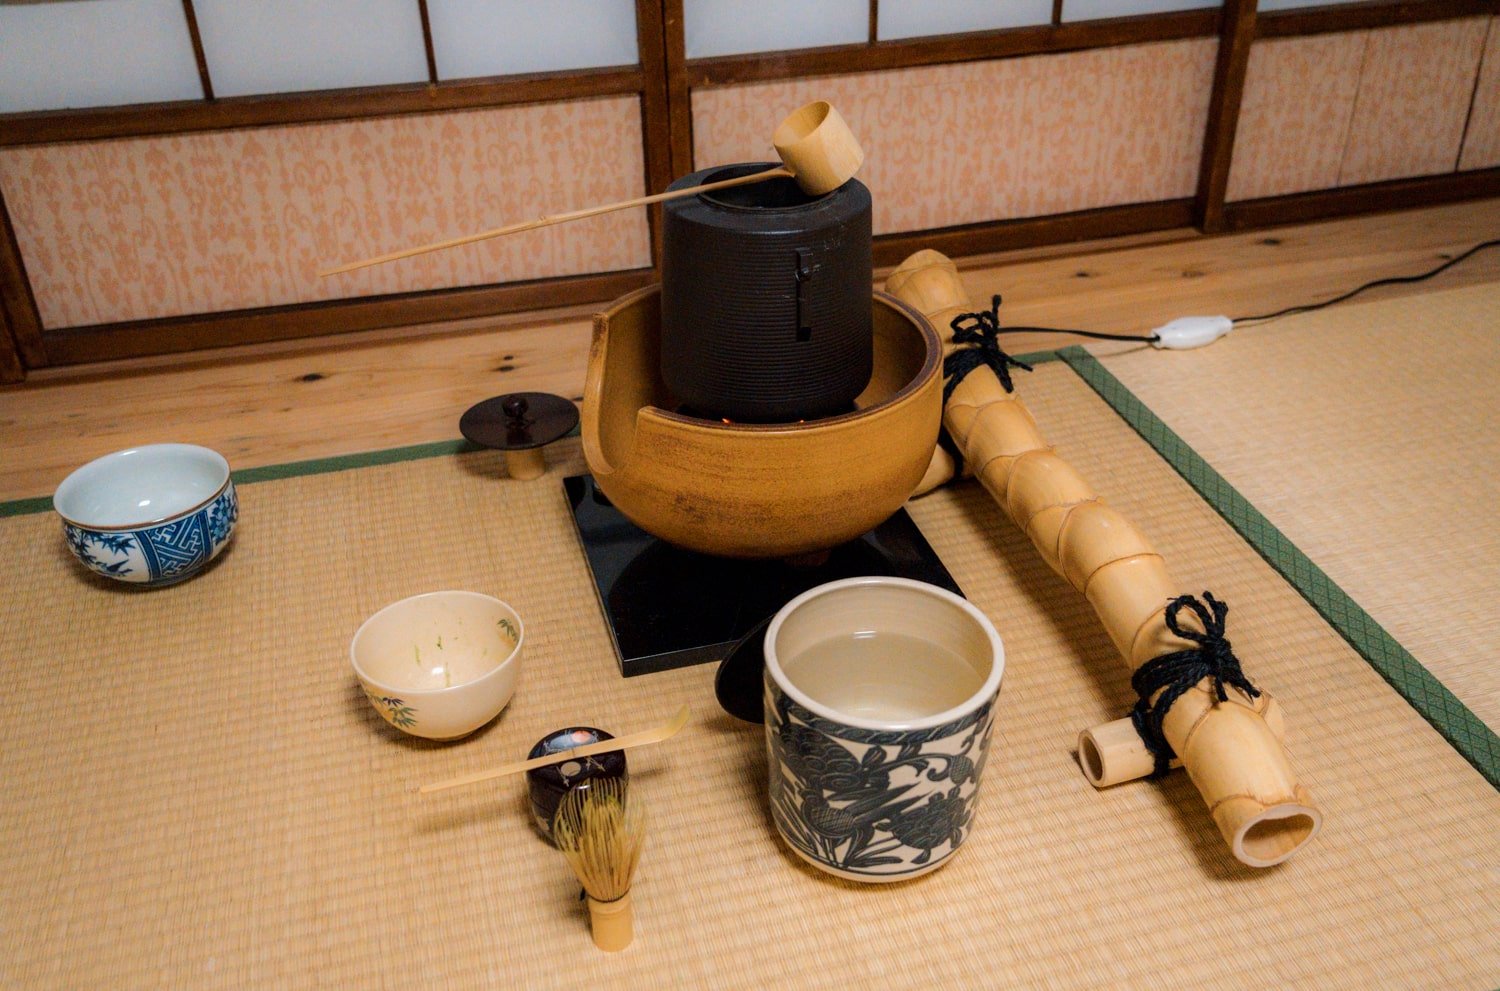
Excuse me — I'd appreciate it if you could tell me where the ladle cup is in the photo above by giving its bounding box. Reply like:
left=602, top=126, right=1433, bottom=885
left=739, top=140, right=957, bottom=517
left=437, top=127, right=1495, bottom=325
left=772, top=101, right=864, bottom=196
left=320, top=100, right=864, bottom=276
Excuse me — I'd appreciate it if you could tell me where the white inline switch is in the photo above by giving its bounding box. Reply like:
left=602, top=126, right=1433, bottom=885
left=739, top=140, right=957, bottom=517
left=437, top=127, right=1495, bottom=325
left=1151, top=315, right=1232, bottom=350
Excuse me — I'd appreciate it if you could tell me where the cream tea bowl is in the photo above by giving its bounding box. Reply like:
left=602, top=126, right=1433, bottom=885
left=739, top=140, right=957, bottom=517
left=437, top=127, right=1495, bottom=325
left=763, top=576, right=1004, bottom=882
left=351, top=591, right=524, bottom=741
left=54, top=443, right=238, bottom=587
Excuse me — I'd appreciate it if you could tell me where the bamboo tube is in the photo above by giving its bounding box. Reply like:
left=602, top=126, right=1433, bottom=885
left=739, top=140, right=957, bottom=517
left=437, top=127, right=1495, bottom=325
left=1079, top=690, right=1284, bottom=787
left=505, top=448, right=547, bottom=481
left=887, top=253, right=970, bottom=497
left=886, top=249, right=1322, bottom=868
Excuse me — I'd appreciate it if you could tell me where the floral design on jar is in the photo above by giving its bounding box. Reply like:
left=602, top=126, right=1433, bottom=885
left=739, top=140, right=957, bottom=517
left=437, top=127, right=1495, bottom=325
left=767, top=686, right=994, bottom=878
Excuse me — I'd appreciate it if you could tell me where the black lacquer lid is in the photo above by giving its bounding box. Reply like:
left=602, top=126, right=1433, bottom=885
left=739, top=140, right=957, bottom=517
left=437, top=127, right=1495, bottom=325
left=525, top=726, right=628, bottom=842
left=715, top=616, right=772, bottom=724
left=460, top=392, right=578, bottom=451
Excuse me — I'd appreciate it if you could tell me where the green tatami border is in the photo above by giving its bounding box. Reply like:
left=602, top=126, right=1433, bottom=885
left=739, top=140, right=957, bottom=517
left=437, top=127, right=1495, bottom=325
left=1, top=439, right=483, bottom=519
left=1057, top=345, right=1498, bottom=789
left=7, top=351, right=1495, bottom=789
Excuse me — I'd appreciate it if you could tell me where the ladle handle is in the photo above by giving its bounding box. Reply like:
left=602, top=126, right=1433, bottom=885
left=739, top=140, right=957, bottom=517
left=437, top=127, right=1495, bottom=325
left=321, top=165, right=793, bottom=277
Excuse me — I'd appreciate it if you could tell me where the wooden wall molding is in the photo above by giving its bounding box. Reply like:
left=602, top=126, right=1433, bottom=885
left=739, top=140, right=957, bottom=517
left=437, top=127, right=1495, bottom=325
left=40, top=269, right=654, bottom=366
left=682, top=10, right=1219, bottom=87
left=635, top=0, right=675, bottom=266
left=1219, top=166, right=1500, bottom=230
left=0, top=307, right=23, bottom=384
left=0, top=68, right=646, bottom=148
left=636, top=0, right=675, bottom=197
left=662, top=0, right=695, bottom=180
left=1255, top=0, right=1496, bottom=38
left=872, top=199, right=1196, bottom=268
left=1196, top=0, right=1259, bottom=232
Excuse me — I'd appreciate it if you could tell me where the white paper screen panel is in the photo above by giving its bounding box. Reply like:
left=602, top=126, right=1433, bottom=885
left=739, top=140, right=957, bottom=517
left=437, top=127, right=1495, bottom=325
left=0, top=0, right=204, bottom=114
left=193, top=0, right=430, bottom=98
left=1063, top=0, right=1220, bottom=19
left=879, top=1, right=1052, bottom=40
left=684, top=0, right=867, bottom=58
left=427, top=0, right=638, bottom=79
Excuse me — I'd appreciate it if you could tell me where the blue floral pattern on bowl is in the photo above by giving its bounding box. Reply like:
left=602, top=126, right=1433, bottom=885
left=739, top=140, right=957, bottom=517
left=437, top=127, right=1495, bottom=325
left=64, top=482, right=238, bottom=586
left=766, top=680, right=995, bottom=880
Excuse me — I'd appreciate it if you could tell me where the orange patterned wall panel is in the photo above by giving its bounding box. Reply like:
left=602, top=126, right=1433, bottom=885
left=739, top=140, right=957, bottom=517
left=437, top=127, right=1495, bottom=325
left=1458, top=17, right=1500, bottom=171
left=1338, top=17, right=1489, bottom=186
left=1226, top=33, right=1365, bottom=202
left=0, top=96, right=651, bottom=330
left=691, top=40, right=1217, bottom=236
left=1229, top=19, right=1490, bottom=202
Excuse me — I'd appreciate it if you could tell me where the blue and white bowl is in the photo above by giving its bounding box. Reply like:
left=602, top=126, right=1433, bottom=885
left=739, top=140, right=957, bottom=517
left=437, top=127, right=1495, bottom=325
left=54, top=444, right=238, bottom=587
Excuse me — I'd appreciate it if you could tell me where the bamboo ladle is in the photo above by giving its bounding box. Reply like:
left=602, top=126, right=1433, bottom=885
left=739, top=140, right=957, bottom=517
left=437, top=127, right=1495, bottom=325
left=320, top=100, right=863, bottom=277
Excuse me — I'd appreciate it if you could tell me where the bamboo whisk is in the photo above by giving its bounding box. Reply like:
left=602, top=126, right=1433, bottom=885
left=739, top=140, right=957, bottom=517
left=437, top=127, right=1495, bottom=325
left=553, top=777, right=645, bottom=952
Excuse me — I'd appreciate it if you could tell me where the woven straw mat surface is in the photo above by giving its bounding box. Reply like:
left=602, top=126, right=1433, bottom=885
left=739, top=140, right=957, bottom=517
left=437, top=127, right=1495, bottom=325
left=1, top=361, right=1495, bottom=989
left=1103, top=282, right=1500, bottom=732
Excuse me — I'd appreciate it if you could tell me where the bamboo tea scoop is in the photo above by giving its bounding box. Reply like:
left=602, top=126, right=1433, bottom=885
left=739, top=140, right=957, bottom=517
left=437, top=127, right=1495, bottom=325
left=321, top=100, right=863, bottom=276
left=419, top=705, right=689, bottom=794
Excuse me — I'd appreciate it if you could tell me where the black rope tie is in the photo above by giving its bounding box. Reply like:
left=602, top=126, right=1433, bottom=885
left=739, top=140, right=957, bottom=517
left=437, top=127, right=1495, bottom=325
left=944, top=294, right=1034, bottom=403
left=1128, top=592, right=1261, bottom=779
left=937, top=295, right=1034, bottom=473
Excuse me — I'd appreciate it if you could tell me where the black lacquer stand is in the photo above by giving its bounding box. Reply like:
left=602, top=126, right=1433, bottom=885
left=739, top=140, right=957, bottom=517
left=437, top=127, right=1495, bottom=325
left=564, top=474, right=963, bottom=677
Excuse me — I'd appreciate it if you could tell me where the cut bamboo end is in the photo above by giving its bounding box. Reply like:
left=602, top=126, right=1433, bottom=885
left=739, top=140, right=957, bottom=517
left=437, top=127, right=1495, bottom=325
left=1078, top=692, right=1284, bottom=788
left=1077, top=715, right=1149, bottom=787
left=586, top=892, right=634, bottom=952
left=884, top=249, right=965, bottom=313
left=1169, top=689, right=1321, bottom=869
left=505, top=447, right=547, bottom=480
left=1218, top=790, right=1322, bottom=868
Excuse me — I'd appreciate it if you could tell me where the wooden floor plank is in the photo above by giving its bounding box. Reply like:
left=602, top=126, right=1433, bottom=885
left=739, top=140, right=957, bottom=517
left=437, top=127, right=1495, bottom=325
left=2, top=198, right=1497, bottom=502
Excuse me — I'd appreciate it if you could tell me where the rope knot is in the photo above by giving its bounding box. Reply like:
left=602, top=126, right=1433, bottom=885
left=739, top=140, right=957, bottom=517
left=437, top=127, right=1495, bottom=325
left=944, top=294, right=1034, bottom=404
left=1128, top=592, right=1260, bottom=778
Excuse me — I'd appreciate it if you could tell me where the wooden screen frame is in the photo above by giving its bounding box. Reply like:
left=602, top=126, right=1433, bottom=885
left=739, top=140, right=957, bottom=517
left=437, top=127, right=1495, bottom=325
left=1, top=0, right=1497, bottom=381
left=666, top=0, right=1498, bottom=251
left=0, top=0, right=675, bottom=377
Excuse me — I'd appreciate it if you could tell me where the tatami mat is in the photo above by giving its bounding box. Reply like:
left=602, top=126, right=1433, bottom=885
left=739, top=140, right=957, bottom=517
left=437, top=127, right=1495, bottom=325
left=1101, top=282, right=1500, bottom=734
left=2, top=362, right=1495, bottom=989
